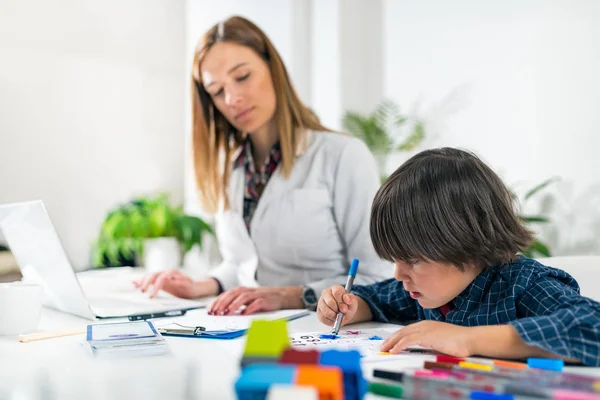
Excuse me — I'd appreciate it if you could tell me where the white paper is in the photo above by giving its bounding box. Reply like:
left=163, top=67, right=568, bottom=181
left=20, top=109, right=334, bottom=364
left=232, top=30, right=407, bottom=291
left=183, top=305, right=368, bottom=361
left=156, top=309, right=309, bottom=332
left=289, top=327, right=428, bottom=362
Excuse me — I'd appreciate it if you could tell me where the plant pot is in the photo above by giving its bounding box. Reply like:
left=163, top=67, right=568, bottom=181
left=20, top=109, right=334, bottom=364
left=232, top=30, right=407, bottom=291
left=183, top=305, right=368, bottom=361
left=143, top=237, right=182, bottom=273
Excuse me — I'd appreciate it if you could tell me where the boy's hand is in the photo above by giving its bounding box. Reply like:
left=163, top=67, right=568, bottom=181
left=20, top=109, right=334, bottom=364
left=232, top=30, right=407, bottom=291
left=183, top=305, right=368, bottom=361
left=381, top=321, right=474, bottom=357
left=317, top=285, right=359, bottom=327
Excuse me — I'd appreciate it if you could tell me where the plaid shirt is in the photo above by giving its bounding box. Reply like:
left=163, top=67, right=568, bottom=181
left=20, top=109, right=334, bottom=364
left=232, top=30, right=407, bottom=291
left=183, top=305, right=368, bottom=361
left=234, top=137, right=282, bottom=232
left=352, top=256, right=600, bottom=366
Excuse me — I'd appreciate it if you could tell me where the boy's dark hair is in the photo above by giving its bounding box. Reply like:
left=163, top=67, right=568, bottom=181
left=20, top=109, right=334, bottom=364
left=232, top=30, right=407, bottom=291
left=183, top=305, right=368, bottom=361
left=370, top=147, right=534, bottom=270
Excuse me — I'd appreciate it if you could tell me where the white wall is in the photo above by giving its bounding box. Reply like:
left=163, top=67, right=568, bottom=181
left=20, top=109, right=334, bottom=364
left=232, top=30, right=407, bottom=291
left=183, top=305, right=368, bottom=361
left=310, top=0, right=384, bottom=130
left=0, top=0, right=186, bottom=269
left=183, top=1, right=600, bottom=258
left=382, top=0, right=600, bottom=256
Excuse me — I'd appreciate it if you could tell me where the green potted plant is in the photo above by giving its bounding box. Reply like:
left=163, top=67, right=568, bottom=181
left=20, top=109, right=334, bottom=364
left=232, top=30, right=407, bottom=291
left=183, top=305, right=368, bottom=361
left=517, top=177, right=559, bottom=258
left=91, top=193, right=214, bottom=272
left=343, top=98, right=425, bottom=181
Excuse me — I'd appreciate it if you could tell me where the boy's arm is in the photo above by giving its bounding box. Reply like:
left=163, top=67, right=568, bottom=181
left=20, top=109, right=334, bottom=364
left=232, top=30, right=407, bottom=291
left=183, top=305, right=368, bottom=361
left=351, top=278, right=418, bottom=323
left=468, top=325, right=574, bottom=361
left=507, top=277, right=600, bottom=366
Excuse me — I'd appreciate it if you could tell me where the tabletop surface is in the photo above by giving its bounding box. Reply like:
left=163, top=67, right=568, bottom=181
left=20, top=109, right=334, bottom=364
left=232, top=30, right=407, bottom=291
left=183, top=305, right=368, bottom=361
left=1, top=272, right=599, bottom=400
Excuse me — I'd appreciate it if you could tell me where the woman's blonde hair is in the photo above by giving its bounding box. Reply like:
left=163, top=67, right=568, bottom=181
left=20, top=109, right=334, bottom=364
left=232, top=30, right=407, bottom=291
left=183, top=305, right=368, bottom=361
left=191, top=16, right=331, bottom=213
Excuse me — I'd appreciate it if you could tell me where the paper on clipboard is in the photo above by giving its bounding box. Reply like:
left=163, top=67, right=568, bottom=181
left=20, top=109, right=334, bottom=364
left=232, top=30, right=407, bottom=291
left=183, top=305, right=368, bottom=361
left=156, top=309, right=310, bottom=339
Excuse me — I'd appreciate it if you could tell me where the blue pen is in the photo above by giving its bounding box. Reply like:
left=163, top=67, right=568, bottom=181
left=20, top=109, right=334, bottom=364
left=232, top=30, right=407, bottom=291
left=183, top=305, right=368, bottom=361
left=332, top=258, right=359, bottom=335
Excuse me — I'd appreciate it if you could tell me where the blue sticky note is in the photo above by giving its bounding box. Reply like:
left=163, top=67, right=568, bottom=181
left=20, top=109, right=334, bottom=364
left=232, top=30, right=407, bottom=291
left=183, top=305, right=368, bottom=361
left=527, top=358, right=564, bottom=372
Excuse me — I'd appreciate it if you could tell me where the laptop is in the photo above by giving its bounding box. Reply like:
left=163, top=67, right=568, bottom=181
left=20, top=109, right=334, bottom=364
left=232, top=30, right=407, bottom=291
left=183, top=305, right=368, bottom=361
left=0, top=200, right=211, bottom=320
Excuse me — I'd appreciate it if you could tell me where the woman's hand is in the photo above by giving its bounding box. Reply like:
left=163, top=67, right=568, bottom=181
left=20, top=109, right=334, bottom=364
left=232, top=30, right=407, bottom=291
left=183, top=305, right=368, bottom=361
left=381, top=321, right=474, bottom=357
left=208, top=286, right=303, bottom=316
left=133, top=270, right=217, bottom=299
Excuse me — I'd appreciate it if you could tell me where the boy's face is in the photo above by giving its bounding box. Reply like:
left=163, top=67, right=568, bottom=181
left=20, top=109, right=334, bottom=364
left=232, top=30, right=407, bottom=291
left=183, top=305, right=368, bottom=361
left=394, top=259, right=482, bottom=309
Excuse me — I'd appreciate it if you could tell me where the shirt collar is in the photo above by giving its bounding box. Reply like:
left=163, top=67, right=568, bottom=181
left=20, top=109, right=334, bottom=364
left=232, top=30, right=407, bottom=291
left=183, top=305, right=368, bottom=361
left=456, top=268, right=494, bottom=302
left=234, top=136, right=282, bottom=173
left=451, top=260, right=512, bottom=311
left=233, top=129, right=319, bottom=168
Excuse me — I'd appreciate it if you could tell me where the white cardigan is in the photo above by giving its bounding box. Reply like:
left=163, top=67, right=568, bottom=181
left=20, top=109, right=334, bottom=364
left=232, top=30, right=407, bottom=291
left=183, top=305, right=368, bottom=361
left=208, top=131, right=392, bottom=296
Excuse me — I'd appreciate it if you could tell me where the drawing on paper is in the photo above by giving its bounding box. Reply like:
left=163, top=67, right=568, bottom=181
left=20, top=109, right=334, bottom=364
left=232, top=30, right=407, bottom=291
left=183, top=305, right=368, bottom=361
left=289, top=328, right=406, bottom=361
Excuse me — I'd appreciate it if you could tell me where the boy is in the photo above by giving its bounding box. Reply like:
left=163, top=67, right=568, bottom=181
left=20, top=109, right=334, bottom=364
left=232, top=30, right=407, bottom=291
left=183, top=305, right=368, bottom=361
left=317, top=148, right=600, bottom=366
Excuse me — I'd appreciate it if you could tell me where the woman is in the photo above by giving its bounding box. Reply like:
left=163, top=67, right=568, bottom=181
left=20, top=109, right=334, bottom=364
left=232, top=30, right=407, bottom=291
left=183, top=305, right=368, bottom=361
left=135, top=16, right=389, bottom=315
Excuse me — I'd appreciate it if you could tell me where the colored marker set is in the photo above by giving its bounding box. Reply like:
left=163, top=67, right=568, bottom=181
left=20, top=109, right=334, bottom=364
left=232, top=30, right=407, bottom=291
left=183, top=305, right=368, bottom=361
left=370, top=355, right=600, bottom=400
left=431, top=355, right=599, bottom=393
left=235, top=319, right=368, bottom=400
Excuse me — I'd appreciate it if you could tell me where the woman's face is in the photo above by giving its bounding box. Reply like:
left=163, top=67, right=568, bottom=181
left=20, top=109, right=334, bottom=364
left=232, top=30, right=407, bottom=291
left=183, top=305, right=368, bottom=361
left=201, top=42, right=277, bottom=135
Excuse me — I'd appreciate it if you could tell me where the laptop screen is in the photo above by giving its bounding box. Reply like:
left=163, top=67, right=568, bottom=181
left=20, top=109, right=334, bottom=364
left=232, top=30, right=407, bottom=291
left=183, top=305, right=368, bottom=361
left=0, top=200, right=95, bottom=319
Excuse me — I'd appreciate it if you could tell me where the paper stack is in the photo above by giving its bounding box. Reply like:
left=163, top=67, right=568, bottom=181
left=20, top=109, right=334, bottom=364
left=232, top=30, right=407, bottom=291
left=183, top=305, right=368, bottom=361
left=84, top=321, right=168, bottom=357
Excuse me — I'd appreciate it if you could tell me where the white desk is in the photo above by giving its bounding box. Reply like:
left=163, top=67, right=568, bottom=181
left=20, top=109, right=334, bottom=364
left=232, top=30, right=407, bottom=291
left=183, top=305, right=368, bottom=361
left=1, top=307, right=599, bottom=400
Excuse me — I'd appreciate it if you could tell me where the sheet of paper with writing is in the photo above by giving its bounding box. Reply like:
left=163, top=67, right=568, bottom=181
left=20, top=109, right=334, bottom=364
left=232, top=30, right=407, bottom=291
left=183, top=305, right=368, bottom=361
left=290, top=327, right=431, bottom=362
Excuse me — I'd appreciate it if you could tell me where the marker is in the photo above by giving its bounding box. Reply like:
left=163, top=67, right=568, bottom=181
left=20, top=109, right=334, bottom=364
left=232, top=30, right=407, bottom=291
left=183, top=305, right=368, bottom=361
left=435, top=356, right=597, bottom=388
left=331, top=258, right=359, bottom=335
left=376, top=367, right=600, bottom=398
left=470, top=393, right=541, bottom=400
left=370, top=375, right=539, bottom=400
left=374, top=368, right=508, bottom=393
left=432, top=359, right=600, bottom=386
left=425, top=362, right=600, bottom=394
left=369, top=381, right=486, bottom=400
left=368, top=382, right=403, bottom=399
left=128, top=309, right=187, bottom=321
left=437, top=355, right=528, bottom=370
left=528, top=358, right=564, bottom=372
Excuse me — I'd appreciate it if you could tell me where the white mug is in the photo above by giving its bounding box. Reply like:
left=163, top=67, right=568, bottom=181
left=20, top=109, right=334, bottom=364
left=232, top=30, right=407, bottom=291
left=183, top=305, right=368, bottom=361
left=0, top=282, right=43, bottom=336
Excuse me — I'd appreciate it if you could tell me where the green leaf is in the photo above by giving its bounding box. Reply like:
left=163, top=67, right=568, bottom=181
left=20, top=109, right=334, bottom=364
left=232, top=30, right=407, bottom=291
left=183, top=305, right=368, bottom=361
left=343, top=99, right=425, bottom=156
left=129, top=209, right=149, bottom=238
left=91, top=241, right=106, bottom=268
left=524, top=177, right=558, bottom=201
left=149, top=204, right=170, bottom=237
left=134, top=239, right=144, bottom=257
left=199, top=218, right=215, bottom=236
left=105, top=240, right=121, bottom=266
left=397, top=120, right=425, bottom=151
left=395, top=116, right=407, bottom=126
left=180, top=220, right=194, bottom=253
left=526, top=240, right=552, bottom=258
left=191, top=228, right=203, bottom=253
left=519, top=215, right=550, bottom=224
left=176, top=215, right=214, bottom=253
left=102, top=212, right=126, bottom=237
left=120, top=238, right=134, bottom=260
left=343, top=111, right=391, bottom=154
left=374, top=99, right=400, bottom=126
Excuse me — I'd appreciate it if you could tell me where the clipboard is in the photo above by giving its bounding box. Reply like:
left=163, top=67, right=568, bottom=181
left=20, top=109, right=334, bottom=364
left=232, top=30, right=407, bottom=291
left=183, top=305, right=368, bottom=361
left=157, top=323, right=247, bottom=340
left=156, top=310, right=310, bottom=340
